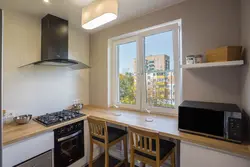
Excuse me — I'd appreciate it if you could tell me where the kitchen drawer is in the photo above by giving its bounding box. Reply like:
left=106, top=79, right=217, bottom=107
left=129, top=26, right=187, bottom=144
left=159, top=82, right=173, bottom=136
left=3, top=131, right=54, bottom=167
left=16, top=150, right=52, bottom=167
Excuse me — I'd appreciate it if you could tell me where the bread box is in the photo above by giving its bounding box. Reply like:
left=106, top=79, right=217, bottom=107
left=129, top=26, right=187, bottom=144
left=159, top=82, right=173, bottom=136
left=206, top=46, right=242, bottom=62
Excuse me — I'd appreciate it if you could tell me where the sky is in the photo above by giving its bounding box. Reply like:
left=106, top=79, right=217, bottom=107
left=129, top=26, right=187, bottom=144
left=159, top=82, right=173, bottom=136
left=118, top=31, right=174, bottom=74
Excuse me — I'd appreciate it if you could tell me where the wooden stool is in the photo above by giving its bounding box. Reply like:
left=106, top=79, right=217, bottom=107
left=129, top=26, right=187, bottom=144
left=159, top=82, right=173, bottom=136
left=88, top=117, right=128, bottom=167
left=129, top=126, right=176, bottom=167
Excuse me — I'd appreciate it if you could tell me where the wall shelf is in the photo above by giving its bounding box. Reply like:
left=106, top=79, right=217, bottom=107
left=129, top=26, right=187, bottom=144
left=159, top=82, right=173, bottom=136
left=181, top=60, right=244, bottom=69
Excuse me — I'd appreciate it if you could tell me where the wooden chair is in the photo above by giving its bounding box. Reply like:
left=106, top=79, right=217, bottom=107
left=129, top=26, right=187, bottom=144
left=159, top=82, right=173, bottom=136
left=88, top=116, right=128, bottom=167
left=129, top=126, right=176, bottom=167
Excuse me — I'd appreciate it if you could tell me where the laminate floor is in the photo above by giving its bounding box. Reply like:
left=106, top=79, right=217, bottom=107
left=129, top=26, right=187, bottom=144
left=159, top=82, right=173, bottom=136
left=86, top=154, right=137, bottom=167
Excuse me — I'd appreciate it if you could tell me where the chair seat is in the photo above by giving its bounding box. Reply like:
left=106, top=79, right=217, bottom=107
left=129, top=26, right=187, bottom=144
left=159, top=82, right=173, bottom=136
left=135, top=139, right=175, bottom=161
left=92, top=126, right=127, bottom=143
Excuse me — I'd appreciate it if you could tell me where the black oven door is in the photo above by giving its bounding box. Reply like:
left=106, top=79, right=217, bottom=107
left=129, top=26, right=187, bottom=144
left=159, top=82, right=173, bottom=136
left=54, top=130, right=84, bottom=167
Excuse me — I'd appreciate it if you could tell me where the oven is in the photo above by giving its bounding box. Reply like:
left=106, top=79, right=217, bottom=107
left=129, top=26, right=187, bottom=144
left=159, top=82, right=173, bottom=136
left=54, top=121, right=84, bottom=167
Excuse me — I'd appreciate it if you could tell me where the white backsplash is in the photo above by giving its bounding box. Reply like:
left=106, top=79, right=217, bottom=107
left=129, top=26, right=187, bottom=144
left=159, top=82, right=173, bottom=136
left=4, top=66, right=89, bottom=116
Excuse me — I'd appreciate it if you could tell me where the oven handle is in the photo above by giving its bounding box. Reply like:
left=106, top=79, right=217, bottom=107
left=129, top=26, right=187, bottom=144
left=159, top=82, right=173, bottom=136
left=57, top=130, right=82, bottom=142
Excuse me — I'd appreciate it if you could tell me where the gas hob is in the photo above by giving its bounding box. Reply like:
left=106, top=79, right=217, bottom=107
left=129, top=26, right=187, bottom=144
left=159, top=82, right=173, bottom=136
left=34, top=110, right=85, bottom=127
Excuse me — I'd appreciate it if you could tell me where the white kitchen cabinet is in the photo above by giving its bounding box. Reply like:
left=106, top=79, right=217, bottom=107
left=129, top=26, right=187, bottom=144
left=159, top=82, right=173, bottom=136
left=180, top=141, right=250, bottom=167
left=3, top=131, right=54, bottom=167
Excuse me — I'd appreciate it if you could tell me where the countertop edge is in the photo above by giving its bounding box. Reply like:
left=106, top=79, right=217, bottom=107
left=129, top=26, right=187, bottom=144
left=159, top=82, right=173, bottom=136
left=3, top=116, right=88, bottom=147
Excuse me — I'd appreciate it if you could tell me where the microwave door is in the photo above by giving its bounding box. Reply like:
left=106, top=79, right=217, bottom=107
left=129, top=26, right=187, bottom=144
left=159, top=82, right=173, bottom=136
left=179, top=107, right=224, bottom=138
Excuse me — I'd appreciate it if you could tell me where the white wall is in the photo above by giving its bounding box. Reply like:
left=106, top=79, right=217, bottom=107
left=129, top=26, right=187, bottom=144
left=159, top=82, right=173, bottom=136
left=89, top=0, right=241, bottom=107
left=241, top=0, right=250, bottom=140
left=241, top=0, right=250, bottom=115
left=3, top=11, right=90, bottom=116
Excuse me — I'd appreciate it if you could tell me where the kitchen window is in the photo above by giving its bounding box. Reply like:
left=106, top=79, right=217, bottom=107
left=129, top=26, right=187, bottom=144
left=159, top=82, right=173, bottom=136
left=109, top=20, right=182, bottom=115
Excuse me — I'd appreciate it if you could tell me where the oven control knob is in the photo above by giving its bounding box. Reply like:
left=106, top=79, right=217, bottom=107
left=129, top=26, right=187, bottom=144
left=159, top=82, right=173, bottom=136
left=68, top=125, right=73, bottom=131
left=60, top=128, right=65, bottom=134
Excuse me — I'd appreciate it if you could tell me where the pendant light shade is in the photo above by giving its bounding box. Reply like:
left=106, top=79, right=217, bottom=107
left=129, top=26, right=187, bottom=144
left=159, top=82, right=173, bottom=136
left=82, top=0, right=118, bottom=30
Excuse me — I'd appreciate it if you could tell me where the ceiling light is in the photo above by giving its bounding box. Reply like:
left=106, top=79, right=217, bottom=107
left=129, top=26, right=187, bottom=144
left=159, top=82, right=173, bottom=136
left=43, top=0, right=50, bottom=3
left=82, top=0, right=118, bottom=30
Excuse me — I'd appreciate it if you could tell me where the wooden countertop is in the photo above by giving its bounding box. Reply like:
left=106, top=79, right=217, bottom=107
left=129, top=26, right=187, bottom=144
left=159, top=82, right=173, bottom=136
left=82, top=106, right=250, bottom=158
left=3, top=106, right=250, bottom=158
left=3, top=115, right=88, bottom=146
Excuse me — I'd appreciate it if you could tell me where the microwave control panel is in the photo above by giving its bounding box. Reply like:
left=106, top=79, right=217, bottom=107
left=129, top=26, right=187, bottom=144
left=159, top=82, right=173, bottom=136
left=228, top=117, right=242, bottom=142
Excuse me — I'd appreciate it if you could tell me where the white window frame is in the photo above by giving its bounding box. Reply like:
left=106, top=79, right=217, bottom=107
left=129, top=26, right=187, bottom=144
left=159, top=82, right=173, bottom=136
left=109, top=19, right=182, bottom=116
left=111, top=36, right=141, bottom=110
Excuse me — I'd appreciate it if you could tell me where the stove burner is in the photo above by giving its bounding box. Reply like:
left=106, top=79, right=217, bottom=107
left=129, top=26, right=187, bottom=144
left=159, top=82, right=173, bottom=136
left=34, top=110, right=85, bottom=127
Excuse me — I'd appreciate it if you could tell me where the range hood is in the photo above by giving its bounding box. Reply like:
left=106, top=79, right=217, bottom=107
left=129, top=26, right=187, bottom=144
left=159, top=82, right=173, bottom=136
left=19, top=14, right=90, bottom=70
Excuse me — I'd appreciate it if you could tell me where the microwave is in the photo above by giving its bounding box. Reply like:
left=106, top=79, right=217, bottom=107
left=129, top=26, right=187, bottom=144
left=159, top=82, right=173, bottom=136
left=178, top=101, right=245, bottom=143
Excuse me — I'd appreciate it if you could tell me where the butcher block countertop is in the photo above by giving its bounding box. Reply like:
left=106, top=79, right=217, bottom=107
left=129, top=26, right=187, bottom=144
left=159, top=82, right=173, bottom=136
left=3, top=106, right=250, bottom=158
left=3, top=115, right=88, bottom=146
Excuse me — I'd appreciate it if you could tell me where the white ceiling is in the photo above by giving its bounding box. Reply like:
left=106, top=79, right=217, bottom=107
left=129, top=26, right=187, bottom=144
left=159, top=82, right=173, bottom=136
left=0, top=0, right=184, bottom=33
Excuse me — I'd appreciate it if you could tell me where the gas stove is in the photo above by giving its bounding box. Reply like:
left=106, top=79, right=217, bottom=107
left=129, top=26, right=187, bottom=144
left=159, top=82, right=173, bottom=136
left=34, top=110, right=85, bottom=127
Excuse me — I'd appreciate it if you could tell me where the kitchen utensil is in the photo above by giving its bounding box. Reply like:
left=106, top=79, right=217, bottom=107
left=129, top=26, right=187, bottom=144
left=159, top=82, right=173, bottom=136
left=13, top=114, right=32, bottom=124
left=72, top=101, right=84, bottom=112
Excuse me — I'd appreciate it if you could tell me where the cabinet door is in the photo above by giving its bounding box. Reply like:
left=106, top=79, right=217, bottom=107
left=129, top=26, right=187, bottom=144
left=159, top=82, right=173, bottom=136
left=16, top=151, right=52, bottom=167
left=180, top=141, right=250, bottom=167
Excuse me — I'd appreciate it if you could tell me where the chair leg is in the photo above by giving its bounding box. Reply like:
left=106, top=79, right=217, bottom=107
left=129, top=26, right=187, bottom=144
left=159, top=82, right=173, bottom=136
left=105, top=145, right=109, bottom=167
left=89, top=139, right=93, bottom=167
left=171, top=150, right=175, bottom=167
left=130, top=149, right=135, bottom=167
left=123, top=136, right=128, bottom=167
left=156, top=160, right=160, bottom=167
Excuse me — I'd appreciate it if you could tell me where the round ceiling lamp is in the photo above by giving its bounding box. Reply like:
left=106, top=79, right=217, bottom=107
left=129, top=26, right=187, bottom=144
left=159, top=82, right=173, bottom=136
left=82, top=0, right=118, bottom=30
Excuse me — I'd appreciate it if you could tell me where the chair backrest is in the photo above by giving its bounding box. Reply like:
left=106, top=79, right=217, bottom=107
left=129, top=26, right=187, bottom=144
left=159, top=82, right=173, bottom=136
left=129, top=126, right=160, bottom=158
left=88, top=117, right=108, bottom=141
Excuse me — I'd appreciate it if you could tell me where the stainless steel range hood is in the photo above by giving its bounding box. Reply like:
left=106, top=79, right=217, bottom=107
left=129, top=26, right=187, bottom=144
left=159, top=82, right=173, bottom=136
left=19, top=14, right=90, bottom=70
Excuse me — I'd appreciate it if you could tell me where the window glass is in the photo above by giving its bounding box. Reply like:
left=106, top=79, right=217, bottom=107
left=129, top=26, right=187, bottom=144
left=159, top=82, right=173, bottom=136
left=144, top=31, right=175, bottom=108
left=117, top=42, right=137, bottom=105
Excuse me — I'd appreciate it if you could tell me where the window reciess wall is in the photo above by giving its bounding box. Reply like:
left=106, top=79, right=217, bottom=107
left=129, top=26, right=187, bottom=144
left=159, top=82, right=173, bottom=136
left=110, top=20, right=181, bottom=115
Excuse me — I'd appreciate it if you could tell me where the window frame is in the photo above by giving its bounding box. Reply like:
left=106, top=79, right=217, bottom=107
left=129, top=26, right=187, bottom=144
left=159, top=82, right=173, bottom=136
left=111, top=36, right=141, bottom=110
left=109, top=20, right=182, bottom=116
